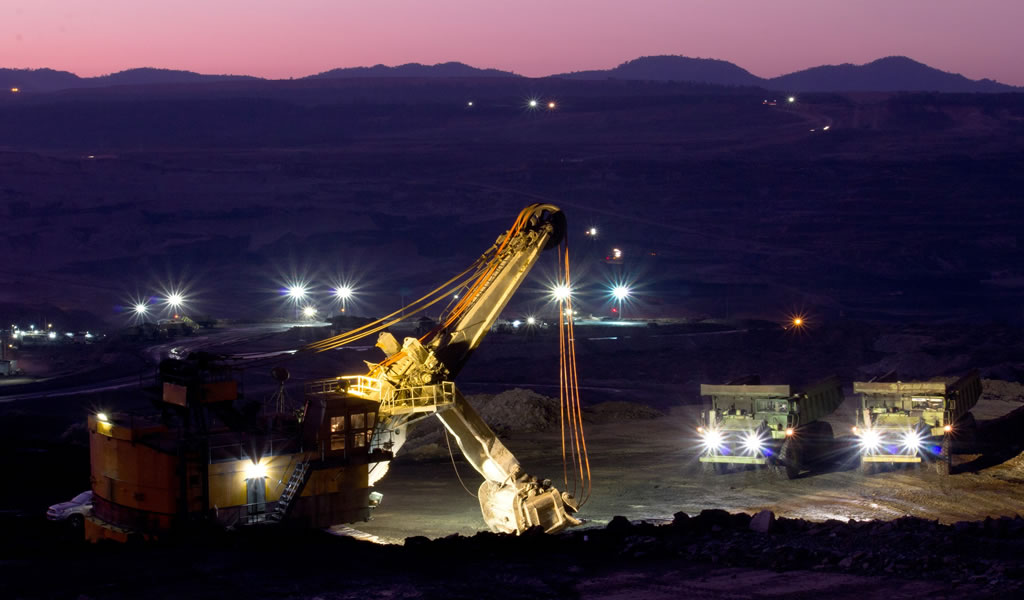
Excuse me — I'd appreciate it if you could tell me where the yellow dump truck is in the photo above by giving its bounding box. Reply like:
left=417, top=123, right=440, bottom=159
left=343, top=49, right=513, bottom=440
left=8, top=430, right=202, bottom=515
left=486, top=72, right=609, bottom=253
left=698, top=375, right=844, bottom=479
left=852, top=370, right=981, bottom=475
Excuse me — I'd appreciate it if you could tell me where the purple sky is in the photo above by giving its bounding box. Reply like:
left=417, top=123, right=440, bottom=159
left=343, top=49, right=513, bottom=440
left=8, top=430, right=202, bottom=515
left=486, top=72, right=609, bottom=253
left=4, top=0, right=1023, bottom=85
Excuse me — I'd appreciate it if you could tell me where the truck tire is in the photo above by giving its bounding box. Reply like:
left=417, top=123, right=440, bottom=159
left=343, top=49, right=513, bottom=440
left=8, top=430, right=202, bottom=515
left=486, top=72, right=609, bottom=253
left=779, top=437, right=802, bottom=480
left=935, top=434, right=952, bottom=476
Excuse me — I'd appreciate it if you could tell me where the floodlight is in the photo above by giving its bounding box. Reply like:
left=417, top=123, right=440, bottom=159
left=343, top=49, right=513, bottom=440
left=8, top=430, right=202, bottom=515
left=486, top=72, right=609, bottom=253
left=550, top=284, right=572, bottom=301
left=244, top=461, right=267, bottom=480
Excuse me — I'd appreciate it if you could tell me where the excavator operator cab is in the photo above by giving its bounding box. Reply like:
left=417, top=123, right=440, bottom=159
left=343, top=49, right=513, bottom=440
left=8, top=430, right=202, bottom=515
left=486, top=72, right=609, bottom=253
left=302, top=392, right=380, bottom=462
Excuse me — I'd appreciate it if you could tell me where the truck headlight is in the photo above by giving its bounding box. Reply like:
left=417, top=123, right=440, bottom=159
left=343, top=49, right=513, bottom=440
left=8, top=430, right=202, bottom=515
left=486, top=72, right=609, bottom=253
left=858, top=429, right=882, bottom=453
left=701, top=429, right=724, bottom=453
left=741, top=431, right=764, bottom=455
left=901, top=430, right=923, bottom=453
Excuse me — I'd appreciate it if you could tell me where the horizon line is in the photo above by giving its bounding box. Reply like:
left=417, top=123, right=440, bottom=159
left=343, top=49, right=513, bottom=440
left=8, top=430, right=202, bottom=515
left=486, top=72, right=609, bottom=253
left=2, top=54, right=1017, bottom=87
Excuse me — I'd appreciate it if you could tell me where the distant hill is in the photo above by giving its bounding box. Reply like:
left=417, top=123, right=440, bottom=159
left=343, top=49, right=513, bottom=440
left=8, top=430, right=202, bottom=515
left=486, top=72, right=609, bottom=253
left=306, top=61, right=519, bottom=80
left=2, top=57, right=1018, bottom=93
left=552, top=55, right=1018, bottom=93
left=768, top=56, right=1016, bottom=93
left=0, top=67, right=257, bottom=93
left=553, top=56, right=762, bottom=87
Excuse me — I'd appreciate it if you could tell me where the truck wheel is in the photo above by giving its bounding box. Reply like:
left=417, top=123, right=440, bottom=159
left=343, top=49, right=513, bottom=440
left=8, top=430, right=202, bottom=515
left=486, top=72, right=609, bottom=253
left=935, top=434, right=952, bottom=475
left=779, top=438, right=802, bottom=480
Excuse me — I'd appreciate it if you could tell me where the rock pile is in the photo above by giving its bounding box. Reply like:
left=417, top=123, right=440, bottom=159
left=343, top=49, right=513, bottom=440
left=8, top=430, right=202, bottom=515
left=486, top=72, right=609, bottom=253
left=401, top=510, right=1024, bottom=592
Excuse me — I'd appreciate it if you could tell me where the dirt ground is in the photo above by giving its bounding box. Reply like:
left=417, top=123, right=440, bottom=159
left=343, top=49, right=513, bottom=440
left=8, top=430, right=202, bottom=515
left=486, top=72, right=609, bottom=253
left=350, top=385, right=1024, bottom=543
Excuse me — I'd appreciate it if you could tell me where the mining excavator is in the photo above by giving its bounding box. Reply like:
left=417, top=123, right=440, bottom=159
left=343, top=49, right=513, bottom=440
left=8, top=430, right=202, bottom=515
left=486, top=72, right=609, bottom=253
left=83, top=204, right=587, bottom=543
left=302, top=203, right=587, bottom=534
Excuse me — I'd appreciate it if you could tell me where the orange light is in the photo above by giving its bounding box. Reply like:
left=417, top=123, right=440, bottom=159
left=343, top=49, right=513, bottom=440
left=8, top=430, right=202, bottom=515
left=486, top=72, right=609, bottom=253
left=696, top=426, right=705, bottom=434
left=943, top=424, right=952, bottom=432
left=851, top=426, right=858, bottom=434
left=548, top=101, right=556, bottom=109
left=785, top=428, right=795, bottom=436
left=10, top=87, right=19, bottom=93
left=792, top=318, right=803, bottom=327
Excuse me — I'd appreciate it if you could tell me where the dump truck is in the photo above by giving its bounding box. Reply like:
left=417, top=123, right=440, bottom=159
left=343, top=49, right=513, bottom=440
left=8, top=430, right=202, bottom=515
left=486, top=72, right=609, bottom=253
left=698, top=375, right=844, bottom=478
left=852, top=370, right=981, bottom=475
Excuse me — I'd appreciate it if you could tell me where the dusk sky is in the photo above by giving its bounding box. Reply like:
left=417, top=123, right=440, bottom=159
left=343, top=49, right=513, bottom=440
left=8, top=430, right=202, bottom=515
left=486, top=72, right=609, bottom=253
left=4, top=0, right=1023, bottom=85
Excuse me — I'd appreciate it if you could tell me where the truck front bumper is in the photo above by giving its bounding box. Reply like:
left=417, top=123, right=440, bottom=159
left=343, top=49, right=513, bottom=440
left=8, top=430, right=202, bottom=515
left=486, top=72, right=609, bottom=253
left=699, top=455, right=768, bottom=465
left=862, top=455, right=921, bottom=463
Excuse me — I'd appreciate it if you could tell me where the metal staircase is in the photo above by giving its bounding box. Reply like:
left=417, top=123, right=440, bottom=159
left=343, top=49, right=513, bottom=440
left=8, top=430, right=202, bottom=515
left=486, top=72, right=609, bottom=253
left=267, top=459, right=312, bottom=523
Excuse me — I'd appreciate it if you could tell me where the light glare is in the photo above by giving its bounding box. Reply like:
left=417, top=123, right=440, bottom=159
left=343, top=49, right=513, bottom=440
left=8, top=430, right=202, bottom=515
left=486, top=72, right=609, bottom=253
left=858, top=429, right=882, bottom=453
left=550, top=284, right=572, bottom=301
left=244, top=461, right=267, bottom=480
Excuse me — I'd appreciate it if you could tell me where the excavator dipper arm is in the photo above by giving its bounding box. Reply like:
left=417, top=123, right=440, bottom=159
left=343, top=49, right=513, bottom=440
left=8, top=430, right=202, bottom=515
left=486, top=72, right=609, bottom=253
left=435, top=388, right=581, bottom=534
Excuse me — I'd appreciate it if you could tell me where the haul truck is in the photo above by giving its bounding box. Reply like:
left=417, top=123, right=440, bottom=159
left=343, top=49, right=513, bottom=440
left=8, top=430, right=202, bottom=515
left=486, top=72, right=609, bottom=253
left=852, top=370, right=981, bottom=475
left=698, top=375, right=843, bottom=479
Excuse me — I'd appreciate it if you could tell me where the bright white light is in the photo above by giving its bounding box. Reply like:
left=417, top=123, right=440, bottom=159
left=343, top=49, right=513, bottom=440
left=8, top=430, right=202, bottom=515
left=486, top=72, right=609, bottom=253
left=512, top=320, right=521, bottom=328
left=587, top=227, right=597, bottom=236
left=244, top=461, right=267, bottom=480
left=611, top=285, right=631, bottom=301
left=612, top=248, right=622, bottom=259
left=901, top=430, right=923, bottom=453
left=133, top=303, right=148, bottom=315
left=47, top=331, right=56, bottom=339
left=823, top=125, right=831, bottom=131
left=165, top=292, right=184, bottom=309
left=287, top=285, right=307, bottom=300
left=550, top=284, right=572, bottom=301
left=333, top=286, right=353, bottom=300
left=858, top=429, right=882, bottom=453
left=528, top=99, right=538, bottom=108
left=302, top=306, right=317, bottom=318
left=701, top=429, right=724, bottom=453
left=96, top=412, right=109, bottom=423
left=526, top=316, right=536, bottom=325
left=741, top=431, right=764, bottom=455
left=467, top=101, right=474, bottom=107
left=788, top=96, right=796, bottom=103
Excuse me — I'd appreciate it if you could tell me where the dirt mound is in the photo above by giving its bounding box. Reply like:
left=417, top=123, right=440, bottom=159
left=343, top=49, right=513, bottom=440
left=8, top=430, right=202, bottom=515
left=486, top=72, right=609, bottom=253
left=467, top=388, right=560, bottom=435
left=584, top=401, right=664, bottom=423
left=982, top=379, right=1024, bottom=404
left=401, top=390, right=664, bottom=459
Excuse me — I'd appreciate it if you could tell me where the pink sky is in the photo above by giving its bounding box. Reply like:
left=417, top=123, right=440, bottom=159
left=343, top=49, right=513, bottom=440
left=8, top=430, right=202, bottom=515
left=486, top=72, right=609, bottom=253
left=3, top=0, right=1022, bottom=85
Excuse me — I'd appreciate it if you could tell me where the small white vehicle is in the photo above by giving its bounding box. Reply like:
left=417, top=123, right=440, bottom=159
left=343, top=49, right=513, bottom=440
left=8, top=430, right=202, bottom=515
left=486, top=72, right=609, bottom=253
left=47, top=491, right=93, bottom=527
